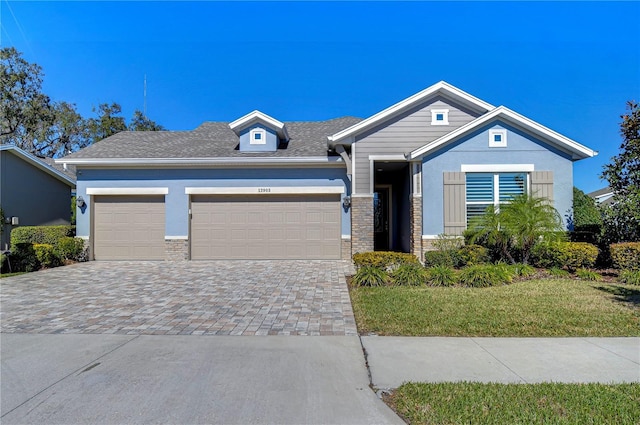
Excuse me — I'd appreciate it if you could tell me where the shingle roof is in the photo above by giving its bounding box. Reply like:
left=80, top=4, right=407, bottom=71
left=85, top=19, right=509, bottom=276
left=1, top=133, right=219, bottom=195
left=42, top=157, right=76, bottom=180
left=62, top=117, right=362, bottom=160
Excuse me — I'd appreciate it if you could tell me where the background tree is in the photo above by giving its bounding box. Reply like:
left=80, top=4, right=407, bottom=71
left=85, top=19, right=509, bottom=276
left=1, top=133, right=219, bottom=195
left=128, top=110, right=165, bottom=131
left=600, top=101, right=640, bottom=243
left=2, top=48, right=165, bottom=157
left=570, top=187, right=602, bottom=229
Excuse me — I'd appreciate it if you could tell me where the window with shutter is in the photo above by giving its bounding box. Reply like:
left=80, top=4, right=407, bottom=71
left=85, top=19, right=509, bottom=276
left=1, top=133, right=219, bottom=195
left=466, top=172, right=527, bottom=225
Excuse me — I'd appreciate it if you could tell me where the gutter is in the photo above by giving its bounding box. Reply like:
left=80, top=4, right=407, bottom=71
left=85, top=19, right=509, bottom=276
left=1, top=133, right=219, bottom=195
left=55, top=156, right=345, bottom=167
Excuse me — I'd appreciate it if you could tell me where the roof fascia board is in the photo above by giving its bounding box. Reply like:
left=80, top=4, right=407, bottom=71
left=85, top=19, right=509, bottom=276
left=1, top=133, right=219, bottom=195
left=409, top=106, right=597, bottom=161
left=56, top=156, right=344, bottom=167
left=1, top=145, right=76, bottom=187
left=328, top=81, right=495, bottom=146
left=229, top=110, right=290, bottom=141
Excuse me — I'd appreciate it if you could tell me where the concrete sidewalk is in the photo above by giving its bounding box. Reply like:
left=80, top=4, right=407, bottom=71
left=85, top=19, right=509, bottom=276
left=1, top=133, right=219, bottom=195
left=1, top=334, right=403, bottom=425
left=362, top=336, right=640, bottom=389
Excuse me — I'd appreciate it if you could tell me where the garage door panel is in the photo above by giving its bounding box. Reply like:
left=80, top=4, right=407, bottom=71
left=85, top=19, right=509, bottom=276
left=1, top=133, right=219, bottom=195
left=94, top=195, right=165, bottom=260
left=191, top=194, right=340, bottom=260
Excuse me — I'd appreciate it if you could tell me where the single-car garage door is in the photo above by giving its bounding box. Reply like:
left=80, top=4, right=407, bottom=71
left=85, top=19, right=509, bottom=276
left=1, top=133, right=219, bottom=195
left=191, top=194, right=340, bottom=260
left=93, top=195, right=165, bottom=260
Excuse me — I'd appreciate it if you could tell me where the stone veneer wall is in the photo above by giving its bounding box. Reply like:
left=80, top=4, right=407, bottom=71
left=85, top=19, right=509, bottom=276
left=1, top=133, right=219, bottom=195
left=351, top=195, right=374, bottom=254
left=165, top=239, right=189, bottom=261
left=410, top=195, right=422, bottom=260
left=341, top=237, right=352, bottom=260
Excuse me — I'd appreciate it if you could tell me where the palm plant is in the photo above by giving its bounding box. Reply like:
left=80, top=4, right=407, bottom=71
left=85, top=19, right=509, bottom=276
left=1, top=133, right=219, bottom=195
left=466, top=194, right=564, bottom=264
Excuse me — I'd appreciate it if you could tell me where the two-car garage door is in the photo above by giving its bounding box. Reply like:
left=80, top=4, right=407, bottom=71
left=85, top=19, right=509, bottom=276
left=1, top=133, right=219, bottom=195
left=190, top=194, right=341, bottom=260
left=92, top=194, right=341, bottom=260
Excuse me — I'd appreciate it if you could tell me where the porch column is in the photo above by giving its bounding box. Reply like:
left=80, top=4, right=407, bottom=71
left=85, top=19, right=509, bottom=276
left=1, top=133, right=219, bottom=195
left=410, top=194, right=423, bottom=260
left=351, top=195, right=374, bottom=254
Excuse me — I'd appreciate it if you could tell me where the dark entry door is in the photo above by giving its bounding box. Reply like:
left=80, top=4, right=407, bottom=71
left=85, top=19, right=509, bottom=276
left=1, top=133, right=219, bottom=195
left=374, top=187, right=390, bottom=251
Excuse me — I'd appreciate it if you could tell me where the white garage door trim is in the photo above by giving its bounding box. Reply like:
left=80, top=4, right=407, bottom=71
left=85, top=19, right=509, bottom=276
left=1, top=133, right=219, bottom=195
left=87, top=187, right=169, bottom=195
left=185, top=186, right=344, bottom=195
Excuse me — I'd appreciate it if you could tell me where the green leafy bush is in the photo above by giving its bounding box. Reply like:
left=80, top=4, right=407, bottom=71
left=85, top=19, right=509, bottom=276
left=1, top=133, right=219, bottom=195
left=426, top=266, right=457, bottom=287
left=33, top=244, right=62, bottom=268
left=10, top=243, right=40, bottom=272
left=610, top=242, right=640, bottom=271
left=352, top=251, right=418, bottom=271
left=424, top=250, right=459, bottom=268
left=10, top=225, right=75, bottom=251
left=351, top=266, right=389, bottom=287
left=458, top=264, right=513, bottom=288
left=619, top=269, right=640, bottom=285
left=532, top=242, right=598, bottom=272
left=57, top=236, right=86, bottom=261
left=391, top=263, right=428, bottom=286
left=457, top=244, right=489, bottom=266
left=576, top=268, right=601, bottom=281
left=548, top=267, right=571, bottom=278
left=508, top=263, right=536, bottom=278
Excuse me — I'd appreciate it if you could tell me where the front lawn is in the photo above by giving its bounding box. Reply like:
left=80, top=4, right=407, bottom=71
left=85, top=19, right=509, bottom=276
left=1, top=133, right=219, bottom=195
left=387, top=382, right=640, bottom=425
left=350, top=279, right=640, bottom=336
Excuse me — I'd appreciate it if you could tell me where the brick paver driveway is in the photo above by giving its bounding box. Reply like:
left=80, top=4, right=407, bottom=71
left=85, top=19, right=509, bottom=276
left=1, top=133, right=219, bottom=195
left=0, top=261, right=357, bottom=336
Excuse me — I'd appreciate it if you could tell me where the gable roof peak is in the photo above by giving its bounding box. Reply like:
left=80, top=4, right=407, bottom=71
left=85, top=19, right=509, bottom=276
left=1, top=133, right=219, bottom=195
left=328, top=81, right=495, bottom=147
left=229, top=110, right=290, bottom=141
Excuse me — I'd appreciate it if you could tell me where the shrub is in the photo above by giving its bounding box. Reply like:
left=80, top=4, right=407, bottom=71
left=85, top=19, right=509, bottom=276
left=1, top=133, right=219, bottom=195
left=426, top=266, right=457, bottom=287
left=532, top=241, right=598, bottom=272
left=57, top=236, right=86, bottom=261
left=619, top=269, right=640, bottom=285
left=432, top=234, right=464, bottom=252
left=10, top=225, right=74, bottom=251
left=610, top=242, right=640, bottom=271
left=458, top=264, right=512, bottom=288
left=576, top=268, right=601, bottom=281
left=351, top=266, right=389, bottom=287
left=423, top=250, right=457, bottom=268
left=10, top=243, right=40, bottom=272
left=33, top=244, right=62, bottom=268
left=456, top=244, right=489, bottom=266
left=548, top=267, right=571, bottom=279
left=508, top=263, right=536, bottom=278
left=391, top=263, right=428, bottom=286
left=352, top=251, right=418, bottom=271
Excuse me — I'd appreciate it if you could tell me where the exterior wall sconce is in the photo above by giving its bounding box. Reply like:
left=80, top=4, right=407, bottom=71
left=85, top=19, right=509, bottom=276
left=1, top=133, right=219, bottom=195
left=342, top=196, right=351, bottom=209
left=76, top=196, right=86, bottom=208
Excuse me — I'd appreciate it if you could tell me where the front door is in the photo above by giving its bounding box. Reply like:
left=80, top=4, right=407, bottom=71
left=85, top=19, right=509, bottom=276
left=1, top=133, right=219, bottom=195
left=374, top=186, right=391, bottom=251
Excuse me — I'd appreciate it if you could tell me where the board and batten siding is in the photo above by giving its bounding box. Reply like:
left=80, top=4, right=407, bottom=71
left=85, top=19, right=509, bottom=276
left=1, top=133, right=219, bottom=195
left=531, top=171, right=554, bottom=201
left=353, top=96, right=481, bottom=194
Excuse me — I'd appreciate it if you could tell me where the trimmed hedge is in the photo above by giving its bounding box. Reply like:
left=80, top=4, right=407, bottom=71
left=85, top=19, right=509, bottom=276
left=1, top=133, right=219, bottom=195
left=33, top=244, right=62, bottom=268
left=352, top=251, right=419, bottom=270
left=532, top=241, right=598, bottom=272
left=11, top=225, right=74, bottom=251
left=457, top=244, right=489, bottom=266
left=423, top=250, right=457, bottom=268
left=10, top=243, right=39, bottom=272
left=610, top=242, right=640, bottom=271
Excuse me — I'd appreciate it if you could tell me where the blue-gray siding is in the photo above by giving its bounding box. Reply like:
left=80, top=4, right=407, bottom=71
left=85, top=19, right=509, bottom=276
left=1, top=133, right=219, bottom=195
left=0, top=151, right=72, bottom=249
left=422, top=121, right=574, bottom=236
left=75, top=167, right=350, bottom=239
left=353, top=96, right=482, bottom=194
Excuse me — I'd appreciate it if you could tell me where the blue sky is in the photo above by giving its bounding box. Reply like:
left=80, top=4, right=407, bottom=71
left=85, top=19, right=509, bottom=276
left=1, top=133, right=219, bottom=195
left=1, top=1, right=639, bottom=193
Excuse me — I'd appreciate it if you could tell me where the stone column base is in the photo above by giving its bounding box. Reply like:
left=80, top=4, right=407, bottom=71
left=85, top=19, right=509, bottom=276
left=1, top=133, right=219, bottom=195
left=165, top=239, right=189, bottom=261
left=351, top=195, right=374, bottom=254
left=341, top=237, right=352, bottom=260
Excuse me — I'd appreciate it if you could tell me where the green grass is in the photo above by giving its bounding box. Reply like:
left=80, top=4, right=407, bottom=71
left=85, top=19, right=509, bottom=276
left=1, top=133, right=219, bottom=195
left=388, top=382, right=640, bottom=425
left=0, top=272, right=26, bottom=278
left=350, top=279, right=640, bottom=336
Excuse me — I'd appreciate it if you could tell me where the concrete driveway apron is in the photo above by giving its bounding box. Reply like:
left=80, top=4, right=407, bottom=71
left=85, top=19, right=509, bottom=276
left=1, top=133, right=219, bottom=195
left=0, top=260, right=357, bottom=336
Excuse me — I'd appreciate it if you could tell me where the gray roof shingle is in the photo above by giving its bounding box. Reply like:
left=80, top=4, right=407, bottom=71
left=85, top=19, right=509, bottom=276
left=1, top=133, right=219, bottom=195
left=62, top=117, right=362, bottom=160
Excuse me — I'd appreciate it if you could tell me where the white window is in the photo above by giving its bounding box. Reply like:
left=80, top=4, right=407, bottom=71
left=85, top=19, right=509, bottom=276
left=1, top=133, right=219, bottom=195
left=466, top=172, right=528, bottom=224
left=250, top=128, right=266, bottom=145
left=431, top=109, right=449, bottom=126
left=489, top=129, right=507, bottom=148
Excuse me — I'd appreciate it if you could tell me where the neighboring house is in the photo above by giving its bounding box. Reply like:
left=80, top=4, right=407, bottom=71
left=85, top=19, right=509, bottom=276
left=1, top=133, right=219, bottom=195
left=0, top=145, right=77, bottom=250
left=57, top=81, right=597, bottom=261
left=588, top=187, right=614, bottom=206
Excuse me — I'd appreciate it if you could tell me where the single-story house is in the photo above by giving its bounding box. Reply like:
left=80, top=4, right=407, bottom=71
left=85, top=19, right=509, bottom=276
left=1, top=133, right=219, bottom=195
left=57, top=81, right=597, bottom=261
left=0, top=145, right=76, bottom=250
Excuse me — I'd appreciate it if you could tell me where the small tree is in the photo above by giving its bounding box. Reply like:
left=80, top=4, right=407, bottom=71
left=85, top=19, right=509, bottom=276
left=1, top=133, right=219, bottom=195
left=466, top=194, right=565, bottom=264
